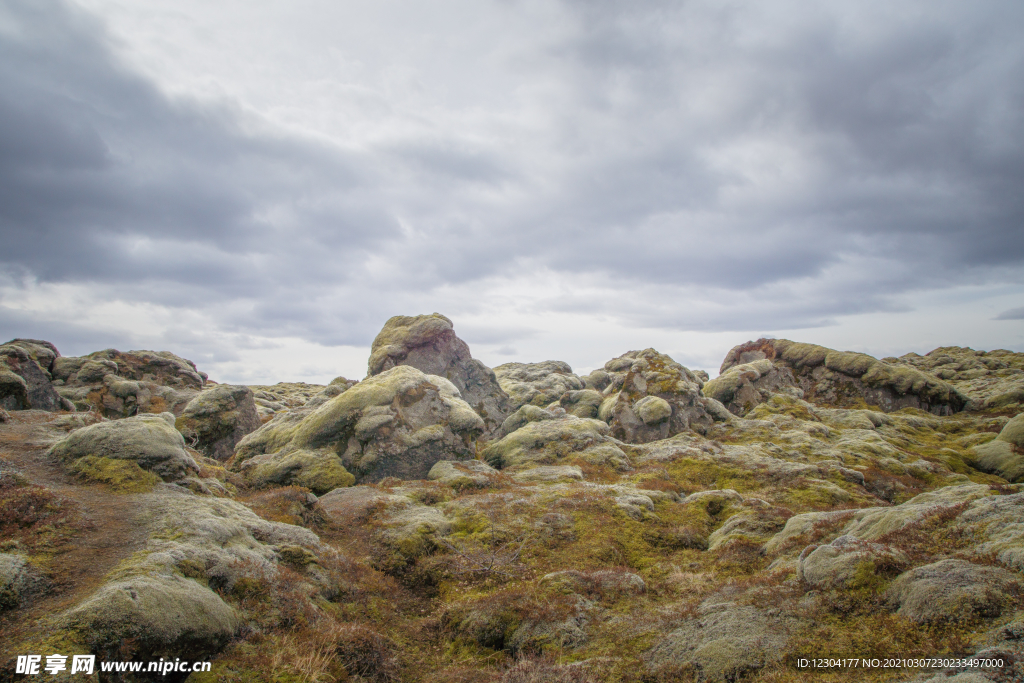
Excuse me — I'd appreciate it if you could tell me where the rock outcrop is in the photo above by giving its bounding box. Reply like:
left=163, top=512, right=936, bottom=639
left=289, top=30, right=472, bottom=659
left=492, top=360, right=585, bottom=411
left=595, top=349, right=719, bottom=443
left=232, top=365, right=484, bottom=487
left=891, top=346, right=1024, bottom=412
left=716, top=338, right=966, bottom=415
left=0, top=338, right=65, bottom=411
left=367, top=314, right=511, bottom=434
left=53, top=348, right=206, bottom=418
left=175, top=384, right=261, bottom=461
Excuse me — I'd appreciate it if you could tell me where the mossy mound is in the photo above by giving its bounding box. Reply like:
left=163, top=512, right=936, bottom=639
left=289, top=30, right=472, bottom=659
left=48, top=413, right=198, bottom=481
left=493, top=360, right=585, bottom=411
left=60, top=574, right=237, bottom=658
left=482, top=414, right=628, bottom=472
left=67, top=455, right=162, bottom=492
left=232, top=365, right=484, bottom=485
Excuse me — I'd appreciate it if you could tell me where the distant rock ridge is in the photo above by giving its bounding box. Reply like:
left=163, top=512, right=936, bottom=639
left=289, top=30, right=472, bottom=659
left=708, top=338, right=966, bottom=416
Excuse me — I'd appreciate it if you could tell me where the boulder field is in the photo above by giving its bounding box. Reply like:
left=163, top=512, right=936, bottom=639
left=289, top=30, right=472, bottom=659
left=1, top=317, right=1023, bottom=683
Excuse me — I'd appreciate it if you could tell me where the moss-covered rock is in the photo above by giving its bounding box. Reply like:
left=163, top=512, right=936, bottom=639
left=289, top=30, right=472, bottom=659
left=52, top=348, right=205, bottom=418
left=596, top=349, right=719, bottom=443
left=317, top=485, right=413, bottom=522
left=799, top=535, right=909, bottom=587
left=703, top=357, right=800, bottom=416
left=891, top=346, right=1024, bottom=412
left=428, top=459, right=498, bottom=488
left=884, top=559, right=1022, bottom=624
left=67, top=455, right=163, bottom=492
left=60, top=574, right=237, bottom=658
left=48, top=413, right=199, bottom=481
left=175, top=384, right=261, bottom=461
left=367, top=314, right=511, bottom=434
left=1, top=339, right=64, bottom=411
left=718, top=338, right=966, bottom=415
left=240, top=447, right=355, bottom=494
left=482, top=414, right=628, bottom=471
left=232, top=365, right=483, bottom=484
left=493, top=360, right=585, bottom=411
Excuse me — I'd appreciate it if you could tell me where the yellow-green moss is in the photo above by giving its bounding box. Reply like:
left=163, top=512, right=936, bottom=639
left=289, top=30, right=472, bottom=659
left=67, top=455, right=161, bottom=492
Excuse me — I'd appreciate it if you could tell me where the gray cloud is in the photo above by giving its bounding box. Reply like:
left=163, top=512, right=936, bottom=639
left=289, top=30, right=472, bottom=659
left=995, top=306, right=1024, bottom=321
left=0, top=0, right=1022, bottom=366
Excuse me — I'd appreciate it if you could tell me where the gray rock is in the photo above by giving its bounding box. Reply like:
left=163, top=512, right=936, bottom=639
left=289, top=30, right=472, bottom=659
left=0, top=340, right=63, bottom=411
left=175, top=384, right=261, bottom=461
left=367, top=314, right=511, bottom=435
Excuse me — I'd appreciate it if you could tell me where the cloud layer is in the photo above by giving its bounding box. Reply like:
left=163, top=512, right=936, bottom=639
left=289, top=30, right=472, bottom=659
left=1, top=0, right=1022, bottom=380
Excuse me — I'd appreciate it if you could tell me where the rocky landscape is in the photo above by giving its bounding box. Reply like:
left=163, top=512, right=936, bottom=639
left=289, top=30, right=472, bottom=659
left=2, top=314, right=1023, bottom=682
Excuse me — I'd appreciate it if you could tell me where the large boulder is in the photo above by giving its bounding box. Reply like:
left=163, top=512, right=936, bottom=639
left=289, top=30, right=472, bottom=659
left=175, top=384, right=261, bottom=461
left=492, top=361, right=584, bottom=411
left=367, top=314, right=511, bottom=434
left=53, top=348, right=205, bottom=418
left=48, top=413, right=199, bottom=482
left=595, top=349, right=719, bottom=443
left=60, top=575, right=237, bottom=658
left=884, top=559, right=1021, bottom=624
left=0, top=339, right=65, bottom=411
left=971, top=413, right=1024, bottom=482
left=232, top=365, right=484, bottom=486
left=717, top=339, right=966, bottom=415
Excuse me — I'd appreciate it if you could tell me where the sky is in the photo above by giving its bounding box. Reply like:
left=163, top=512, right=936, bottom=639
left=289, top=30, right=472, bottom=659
left=1, top=0, right=1022, bottom=384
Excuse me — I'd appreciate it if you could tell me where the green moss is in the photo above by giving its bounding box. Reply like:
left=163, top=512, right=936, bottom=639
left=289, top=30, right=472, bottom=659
left=665, top=458, right=759, bottom=494
left=67, top=455, right=161, bottom=492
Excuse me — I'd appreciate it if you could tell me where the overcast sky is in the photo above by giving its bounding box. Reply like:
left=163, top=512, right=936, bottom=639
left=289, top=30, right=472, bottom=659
left=1, top=0, right=1022, bottom=383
